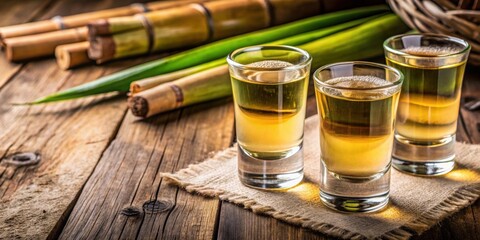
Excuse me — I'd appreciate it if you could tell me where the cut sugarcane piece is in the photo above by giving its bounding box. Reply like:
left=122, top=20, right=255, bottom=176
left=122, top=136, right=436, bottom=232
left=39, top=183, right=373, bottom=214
left=0, top=0, right=208, bottom=40
left=29, top=6, right=390, bottom=104
left=55, top=41, right=91, bottom=70
left=128, top=14, right=384, bottom=94
left=128, top=14, right=410, bottom=117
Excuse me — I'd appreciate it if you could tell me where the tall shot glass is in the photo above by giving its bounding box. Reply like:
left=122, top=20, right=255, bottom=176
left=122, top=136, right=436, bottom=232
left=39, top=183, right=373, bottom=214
left=227, top=45, right=312, bottom=189
left=314, top=62, right=403, bottom=212
left=384, top=34, right=471, bottom=175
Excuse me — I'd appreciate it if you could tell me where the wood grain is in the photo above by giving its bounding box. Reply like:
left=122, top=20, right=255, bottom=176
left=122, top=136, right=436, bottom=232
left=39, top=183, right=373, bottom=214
left=0, top=0, right=56, bottom=90
left=0, top=0, right=152, bottom=239
left=0, top=0, right=54, bottom=27
left=59, top=99, right=234, bottom=239
left=0, top=60, right=129, bottom=240
left=0, top=1, right=479, bottom=239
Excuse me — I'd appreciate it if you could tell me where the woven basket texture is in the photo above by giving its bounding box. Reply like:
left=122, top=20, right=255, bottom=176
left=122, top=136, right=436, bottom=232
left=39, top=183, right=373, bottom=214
left=388, top=0, right=480, bottom=65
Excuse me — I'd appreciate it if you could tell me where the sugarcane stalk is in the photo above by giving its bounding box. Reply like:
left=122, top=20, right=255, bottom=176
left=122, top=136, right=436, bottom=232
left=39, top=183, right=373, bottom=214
left=129, top=65, right=230, bottom=117
left=27, top=5, right=389, bottom=104
left=88, top=0, right=321, bottom=63
left=129, top=14, right=384, bottom=94
left=1, top=0, right=211, bottom=61
left=129, top=58, right=227, bottom=94
left=0, top=0, right=210, bottom=41
left=55, top=41, right=91, bottom=70
left=92, top=5, right=211, bottom=63
left=129, top=14, right=410, bottom=117
left=4, top=27, right=87, bottom=62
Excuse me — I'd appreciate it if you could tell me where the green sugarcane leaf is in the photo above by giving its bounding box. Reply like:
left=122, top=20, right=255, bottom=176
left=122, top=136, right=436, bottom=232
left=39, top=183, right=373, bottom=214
left=174, top=14, right=411, bottom=110
left=27, top=5, right=389, bottom=104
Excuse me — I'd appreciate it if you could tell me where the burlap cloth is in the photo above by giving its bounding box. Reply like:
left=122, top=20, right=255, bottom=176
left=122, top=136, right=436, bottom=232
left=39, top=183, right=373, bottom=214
left=162, top=115, right=480, bottom=239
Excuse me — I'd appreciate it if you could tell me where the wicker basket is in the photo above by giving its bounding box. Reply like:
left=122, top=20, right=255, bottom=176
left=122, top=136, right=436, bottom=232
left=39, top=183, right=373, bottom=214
left=387, top=0, right=480, bottom=65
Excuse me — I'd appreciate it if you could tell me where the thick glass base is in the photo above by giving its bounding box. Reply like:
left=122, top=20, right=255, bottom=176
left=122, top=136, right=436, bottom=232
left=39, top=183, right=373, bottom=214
left=392, top=158, right=454, bottom=176
left=319, top=160, right=390, bottom=212
left=238, top=171, right=304, bottom=189
left=393, top=134, right=455, bottom=176
left=320, top=191, right=389, bottom=213
left=237, top=145, right=303, bottom=189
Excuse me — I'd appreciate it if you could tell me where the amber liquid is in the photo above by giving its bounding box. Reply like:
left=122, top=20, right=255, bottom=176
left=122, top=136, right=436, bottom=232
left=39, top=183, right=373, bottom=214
left=231, top=60, right=308, bottom=159
left=386, top=57, right=466, bottom=142
left=316, top=76, right=399, bottom=177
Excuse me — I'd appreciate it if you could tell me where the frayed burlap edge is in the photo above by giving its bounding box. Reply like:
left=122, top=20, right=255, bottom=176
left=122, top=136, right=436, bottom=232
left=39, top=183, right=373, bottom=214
left=161, top=146, right=480, bottom=240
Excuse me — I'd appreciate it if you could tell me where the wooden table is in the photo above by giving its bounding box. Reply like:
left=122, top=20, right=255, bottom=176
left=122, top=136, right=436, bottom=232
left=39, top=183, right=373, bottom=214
left=0, top=0, right=479, bottom=239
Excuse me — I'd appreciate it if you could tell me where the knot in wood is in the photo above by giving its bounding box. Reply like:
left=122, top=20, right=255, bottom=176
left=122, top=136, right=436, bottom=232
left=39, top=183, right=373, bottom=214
left=3, top=152, right=41, bottom=166
left=120, top=206, right=141, bottom=217
left=143, top=200, right=172, bottom=214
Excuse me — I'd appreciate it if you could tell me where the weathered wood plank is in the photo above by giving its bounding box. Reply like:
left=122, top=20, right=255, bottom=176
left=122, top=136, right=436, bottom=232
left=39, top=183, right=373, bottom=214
left=0, top=60, right=128, bottom=239
left=59, top=98, right=235, bottom=239
left=0, top=0, right=154, bottom=238
left=1, top=1, right=478, bottom=239
left=217, top=202, right=330, bottom=240
left=0, top=55, right=22, bottom=90
left=0, top=0, right=55, bottom=27
left=0, top=0, right=57, bottom=89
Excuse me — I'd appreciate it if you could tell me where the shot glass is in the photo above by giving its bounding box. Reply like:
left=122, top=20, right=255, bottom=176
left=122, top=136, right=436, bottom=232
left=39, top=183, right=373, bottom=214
left=314, top=62, right=403, bottom=212
left=384, top=34, right=471, bottom=175
left=227, top=45, right=312, bottom=189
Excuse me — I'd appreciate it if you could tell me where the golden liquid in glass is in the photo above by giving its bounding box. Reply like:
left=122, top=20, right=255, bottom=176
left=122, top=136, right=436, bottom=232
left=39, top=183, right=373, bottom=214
left=386, top=47, right=466, bottom=141
left=231, top=60, right=308, bottom=159
left=316, top=76, right=399, bottom=177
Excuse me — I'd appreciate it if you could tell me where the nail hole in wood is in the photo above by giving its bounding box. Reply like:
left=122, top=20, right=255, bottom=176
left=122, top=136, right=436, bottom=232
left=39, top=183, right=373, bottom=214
left=143, top=200, right=172, bottom=214
left=120, top=206, right=141, bottom=217
left=3, top=152, right=41, bottom=166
